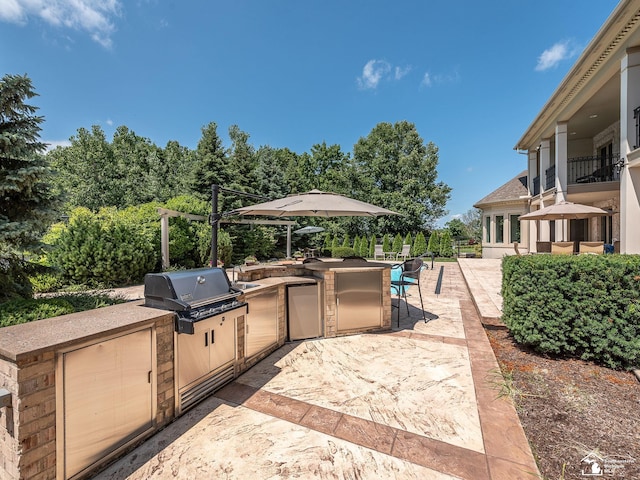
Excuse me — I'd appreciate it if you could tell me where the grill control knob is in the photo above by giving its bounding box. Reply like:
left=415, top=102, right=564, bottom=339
left=197, top=276, right=206, bottom=284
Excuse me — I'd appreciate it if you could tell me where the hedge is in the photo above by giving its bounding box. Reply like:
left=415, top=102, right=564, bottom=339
left=501, top=254, right=640, bottom=369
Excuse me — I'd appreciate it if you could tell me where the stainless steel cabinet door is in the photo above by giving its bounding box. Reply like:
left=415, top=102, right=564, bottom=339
left=336, top=271, right=382, bottom=331
left=177, top=319, right=211, bottom=389
left=246, top=290, right=278, bottom=357
left=210, top=313, right=236, bottom=370
left=62, top=328, right=153, bottom=479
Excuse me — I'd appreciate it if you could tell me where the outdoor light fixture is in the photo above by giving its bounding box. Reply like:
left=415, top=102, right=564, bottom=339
left=614, top=157, right=627, bottom=173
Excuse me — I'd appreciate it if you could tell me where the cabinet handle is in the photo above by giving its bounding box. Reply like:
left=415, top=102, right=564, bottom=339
left=205, top=331, right=208, bottom=347
left=211, top=329, right=215, bottom=344
left=148, top=371, right=152, bottom=384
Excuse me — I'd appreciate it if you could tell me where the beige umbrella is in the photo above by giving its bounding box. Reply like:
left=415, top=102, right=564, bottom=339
left=230, top=189, right=400, bottom=217
left=519, top=201, right=608, bottom=241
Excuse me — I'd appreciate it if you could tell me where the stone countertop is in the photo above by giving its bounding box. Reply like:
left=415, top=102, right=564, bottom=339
left=298, top=260, right=392, bottom=272
left=235, top=276, right=317, bottom=296
left=0, top=301, right=173, bottom=362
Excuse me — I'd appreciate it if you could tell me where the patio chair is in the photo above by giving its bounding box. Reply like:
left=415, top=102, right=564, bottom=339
left=396, top=244, right=411, bottom=261
left=579, top=241, right=604, bottom=254
left=374, top=244, right=385, bottom=260
left=390, top=258, right=426, bottom=327
left=551, top=241, right=574, bottom=255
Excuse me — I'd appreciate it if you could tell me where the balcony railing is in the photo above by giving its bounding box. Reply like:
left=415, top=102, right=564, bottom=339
left=532, top=175, right=540, bottom=196
left=545, top=165, right=555, bottom=190
left=567, top=154, right=620, bottom=185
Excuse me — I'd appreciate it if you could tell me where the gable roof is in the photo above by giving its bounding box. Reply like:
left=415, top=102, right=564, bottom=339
left=474, top=171, right=529, bottom=208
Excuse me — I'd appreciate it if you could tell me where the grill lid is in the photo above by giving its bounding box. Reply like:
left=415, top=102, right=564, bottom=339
left=144, top=267, right=239, bottom=311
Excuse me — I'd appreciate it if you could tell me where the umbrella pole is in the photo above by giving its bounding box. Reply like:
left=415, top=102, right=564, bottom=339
left=287, top=225, right=291, bottom=259
left=211, top=184, right=220, bottom=267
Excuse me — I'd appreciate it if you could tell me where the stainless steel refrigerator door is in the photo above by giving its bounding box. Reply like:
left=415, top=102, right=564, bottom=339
left=335, top=271, right=382, bottom=332
left=288, top=284, right=321, bottom=340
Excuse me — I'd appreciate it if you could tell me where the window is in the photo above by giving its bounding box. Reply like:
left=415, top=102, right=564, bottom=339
left=485, top=216, right=491, bottom=243
left=496, top=216, right=504, bottom=243
left=510, top=215, right=521, bottom=243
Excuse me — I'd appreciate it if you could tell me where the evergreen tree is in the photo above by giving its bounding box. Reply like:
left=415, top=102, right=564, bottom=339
left=352, top=235, right=360, bottom=255
left=341, top=233, right=351, bottom=248
left=382, top=234, right=391, bottom=252
left=0, top=74, right=60, bottom=299
left=392, top=233, right=403, bottom=253
left=190, top=122, right=229, bottom=202
left=404, top=233, right=413, bottom=252
left=368, top=235, right=376, bottom=258
left=0, top=74, right=59, bottom=251
left=413, top=232, right=427, bottom=256
left=440, top=230, right=453, bottom=257
left=427, top=230, right=440, bottom=256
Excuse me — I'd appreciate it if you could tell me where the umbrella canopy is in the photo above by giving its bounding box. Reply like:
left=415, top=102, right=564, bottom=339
left=519, top=201, right=609, bottom=221
left=519, top=201, right=609, bottom=242
left=294, top=226, right=325, bottom=234
left=230, top=190, right=400, bottom=217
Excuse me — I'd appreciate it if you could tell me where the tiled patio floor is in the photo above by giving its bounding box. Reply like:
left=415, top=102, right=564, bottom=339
left=96, top=260, right=539, bottom=480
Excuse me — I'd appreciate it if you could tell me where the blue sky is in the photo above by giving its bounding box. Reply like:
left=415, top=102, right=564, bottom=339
left=0, top=0, right=619, bottom=225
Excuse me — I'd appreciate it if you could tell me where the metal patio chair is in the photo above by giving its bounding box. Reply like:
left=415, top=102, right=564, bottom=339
left=391, top=258, right=426, bottom=327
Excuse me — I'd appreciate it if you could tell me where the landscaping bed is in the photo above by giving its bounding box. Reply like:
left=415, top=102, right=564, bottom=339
left=487, top=327, right=640, bottom=479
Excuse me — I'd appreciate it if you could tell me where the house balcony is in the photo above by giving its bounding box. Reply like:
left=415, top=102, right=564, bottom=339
left=567, top=154, right=620, bottom=185
left=532, top=175, right=540, bottom=196
left=545, top=165, right=555, bottom=190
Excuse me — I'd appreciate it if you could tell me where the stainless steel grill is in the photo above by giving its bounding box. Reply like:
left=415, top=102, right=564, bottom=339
left=144, top=267, right=246, bottom=334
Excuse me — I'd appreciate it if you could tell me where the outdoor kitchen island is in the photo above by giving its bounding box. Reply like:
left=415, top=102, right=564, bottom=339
left=0, top=261, right=393, bottom=480
left=236, top=259, right=393, bottom=338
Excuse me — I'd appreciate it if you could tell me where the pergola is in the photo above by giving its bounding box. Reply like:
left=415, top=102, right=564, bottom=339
left=157, top=208, right=297, bottom=269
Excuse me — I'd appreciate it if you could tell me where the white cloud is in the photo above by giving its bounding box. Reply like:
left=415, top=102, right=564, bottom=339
left=0, top=0, right=24, bottom=23
left=421, top=72, right=432, bottom=87
left=44, top=139, right=71, bottom=151
left=0, top=0, right=122, bottom=48
left=357, top=60, right=391, bottom=90
left=394, top=65, right=411, bottom=80
left=535, top=40, right=575, bottom=71
left=106, top=118, right=113, bottom=126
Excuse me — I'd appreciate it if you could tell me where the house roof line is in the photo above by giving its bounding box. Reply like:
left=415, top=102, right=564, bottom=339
left=514, top=0, right=640, bottom=151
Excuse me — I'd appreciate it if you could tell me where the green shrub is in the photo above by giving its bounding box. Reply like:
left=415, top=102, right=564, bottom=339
left=502, top=254, right=640, bottom=369
left=332, top=246, right=356, bottom=258
left=439, top=230, right=453, bottom=257
left=49, top=207, right=158, bottom=287
left=413, top=232, right=427, bottom=257
left=360, top=237, right=370, bottom=257
left=382, top=234, right=391, bottom=252
left=0, top=253, right=32, bottom=301
left=0, top=293, right=126, bottom=327
left=0, top=297, right=74, bottom=326
left=427, top=231, right=440, bottom=256
left=368, top=235, right=376, bottom=258
left=341, top=234, right=351, bottom=248
left=29, top=271, right=64, bottom=294
left=392, top=233, right=403, bottom=253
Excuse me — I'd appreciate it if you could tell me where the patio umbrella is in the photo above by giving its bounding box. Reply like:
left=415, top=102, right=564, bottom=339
left=294, top=226, right=325, bottom=234
left=230, top=189, right=401, bottom=218
left=519, top=201, right=608, bottom=241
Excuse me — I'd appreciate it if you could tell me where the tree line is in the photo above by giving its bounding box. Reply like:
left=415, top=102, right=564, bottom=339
left=1, top=73, right=455, bottom=298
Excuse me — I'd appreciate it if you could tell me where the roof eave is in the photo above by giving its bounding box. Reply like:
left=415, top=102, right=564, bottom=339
left=514, top=0, right=640, bottom=152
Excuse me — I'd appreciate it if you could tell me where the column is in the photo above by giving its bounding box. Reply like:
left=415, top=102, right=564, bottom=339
left=620, top=47, right=640, bottom=253
left=555, top=122, right=569, bottom=240
left=538, top=140, right=551, bottom=241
